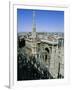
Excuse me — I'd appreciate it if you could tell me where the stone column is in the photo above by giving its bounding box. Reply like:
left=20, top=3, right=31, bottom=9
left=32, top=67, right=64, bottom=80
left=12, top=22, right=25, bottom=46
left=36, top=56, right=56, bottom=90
left=59, top=47, right=64, bottom=77
left=49, top=45, right=59, bottom=78
left=49, top=45, right=55, bottom=78
left=54, top=45, right=59, bottom=78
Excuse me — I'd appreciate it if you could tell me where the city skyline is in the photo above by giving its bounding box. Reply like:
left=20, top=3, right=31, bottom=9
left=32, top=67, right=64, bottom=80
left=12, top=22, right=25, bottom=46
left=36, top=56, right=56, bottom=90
left=17, top=9, right=64, bottom=33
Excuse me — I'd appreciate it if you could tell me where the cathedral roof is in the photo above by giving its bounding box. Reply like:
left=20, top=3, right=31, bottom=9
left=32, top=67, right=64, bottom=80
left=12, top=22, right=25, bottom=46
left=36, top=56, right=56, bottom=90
left=48, top=36, right=57, bottom=42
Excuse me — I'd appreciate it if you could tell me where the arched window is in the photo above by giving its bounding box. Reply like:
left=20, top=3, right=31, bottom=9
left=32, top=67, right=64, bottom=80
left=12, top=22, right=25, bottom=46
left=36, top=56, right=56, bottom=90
left=45, top=54, right=47, bottom=61
left=45, top=48, right=49, bottom=53
left=44, top=47, right=50, bottom=66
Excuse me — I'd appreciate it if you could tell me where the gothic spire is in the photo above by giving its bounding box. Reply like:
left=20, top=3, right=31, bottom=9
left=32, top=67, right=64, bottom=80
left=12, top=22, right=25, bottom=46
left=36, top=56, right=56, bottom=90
left=32, top=10, right=36, bottom=31
left=32, top=10, right=36, bottom=39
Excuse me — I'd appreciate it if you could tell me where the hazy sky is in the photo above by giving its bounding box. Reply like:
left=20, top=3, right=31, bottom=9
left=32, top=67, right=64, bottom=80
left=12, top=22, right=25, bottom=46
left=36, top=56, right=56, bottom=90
left=17, top=9, right=64, bottom=32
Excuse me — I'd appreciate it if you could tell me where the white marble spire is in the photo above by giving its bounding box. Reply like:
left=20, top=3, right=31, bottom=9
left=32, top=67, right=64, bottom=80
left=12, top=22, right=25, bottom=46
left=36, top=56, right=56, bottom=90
left=32, top=10, right=36, bottom=31
left=32, top=10, right=36, bottom=38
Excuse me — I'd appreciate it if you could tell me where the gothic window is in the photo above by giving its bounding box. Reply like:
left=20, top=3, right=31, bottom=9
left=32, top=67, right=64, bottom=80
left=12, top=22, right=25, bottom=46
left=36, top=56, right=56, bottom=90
left=45, top=48, right=49, bottom=53
left=58, top=38, right=64, bottom=48
left=45, top=54, right=47, bottom=61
